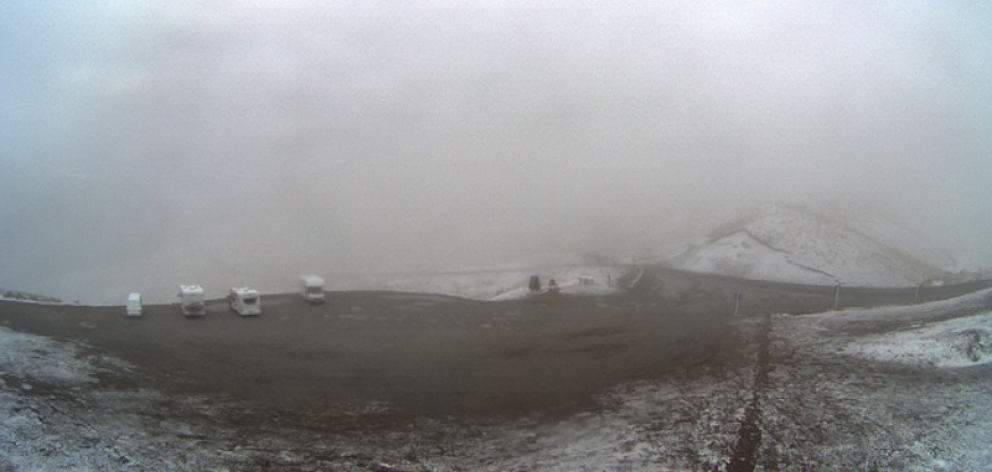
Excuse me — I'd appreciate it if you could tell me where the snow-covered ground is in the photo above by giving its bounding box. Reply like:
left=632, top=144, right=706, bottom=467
left=667, top=229, right=837, bottom=286
left=667, top=205, right=949, bottom=287
left=840, top=312, right=992, bottom=368
left=763, top=290, right=992, bottom=471
left=0, top=325, right=230, bottom=471
left=777, top=289, right=992, bottom=368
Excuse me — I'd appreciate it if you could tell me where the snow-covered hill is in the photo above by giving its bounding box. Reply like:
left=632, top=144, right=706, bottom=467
left=667, top=206, right=948, bottom=287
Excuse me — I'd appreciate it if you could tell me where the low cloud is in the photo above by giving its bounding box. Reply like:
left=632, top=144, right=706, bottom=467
left=2, top=0, right=991, bottom=299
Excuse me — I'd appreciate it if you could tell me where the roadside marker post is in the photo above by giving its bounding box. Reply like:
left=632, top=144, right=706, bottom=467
left=834, top=284, right=841, bottom=311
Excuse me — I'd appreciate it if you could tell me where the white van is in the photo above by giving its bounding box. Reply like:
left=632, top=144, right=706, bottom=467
left=179, top=285, right=206, bottom=316
left=228, top=287, right=261, bottom=316
left=126, top=292, right=142, bottom=317
left=300, top=275, right=325, bottom=305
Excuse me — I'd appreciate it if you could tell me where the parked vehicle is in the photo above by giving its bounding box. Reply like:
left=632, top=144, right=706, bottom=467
left=300, top=275, right=325, bottom=305
left=126, top=292, right=142, bottom=318
left=179, top=285, right=206, bottom=317
left=228, top=287, right=261, bottom=316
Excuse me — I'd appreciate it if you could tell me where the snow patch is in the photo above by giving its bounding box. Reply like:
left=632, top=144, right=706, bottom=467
left=0, top=326, right=104, bottom=385
left=778, top=289, right=992, bottom=368
left=0, top=326, right=235, bottom=471
left=767, top=289, right=992, bottom=471
left=841, top=314, right=992, bottom=368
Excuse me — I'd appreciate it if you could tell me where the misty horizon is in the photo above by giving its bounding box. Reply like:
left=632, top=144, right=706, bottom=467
left=2, top=1, right=991, bottom=302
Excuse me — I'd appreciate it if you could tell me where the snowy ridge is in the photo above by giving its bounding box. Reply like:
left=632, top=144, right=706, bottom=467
left=844, top=212, right=958, bottom=271
left=0, top=290, right=62, bottom=305
left=668, top=206, right=947, bottom=287
left=667, top=230, right=839, bottom=286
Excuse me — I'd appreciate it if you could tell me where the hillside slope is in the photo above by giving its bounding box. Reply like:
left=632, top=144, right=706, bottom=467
left=667, top=207, right=947, bottom=287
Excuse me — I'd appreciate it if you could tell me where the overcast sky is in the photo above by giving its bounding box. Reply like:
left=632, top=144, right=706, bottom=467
left=2, top=1, right=991, bottom=299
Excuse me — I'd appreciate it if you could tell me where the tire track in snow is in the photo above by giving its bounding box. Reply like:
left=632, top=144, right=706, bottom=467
left=728, top=314, right=773, bottom=472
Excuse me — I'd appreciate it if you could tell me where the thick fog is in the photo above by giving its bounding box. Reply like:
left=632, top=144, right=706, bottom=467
left=2, top=1, right=991, bottom=302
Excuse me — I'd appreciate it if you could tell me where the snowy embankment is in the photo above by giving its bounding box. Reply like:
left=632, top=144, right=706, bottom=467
left=843, top=312, right=992, bottom=368
left=779, top=288, right=992, bottom=368
left=760, top=289, right=992, bottom=471
left=667, top=205, right=948, bottom=287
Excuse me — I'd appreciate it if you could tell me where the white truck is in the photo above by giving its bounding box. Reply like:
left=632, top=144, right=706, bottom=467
left=228, top=287, right=261, bottom=316
left=179, top=285, right=206, bottom=316
left=300, top=275, right=325, bottom=305
left=126, top=292, right=142, bottom=318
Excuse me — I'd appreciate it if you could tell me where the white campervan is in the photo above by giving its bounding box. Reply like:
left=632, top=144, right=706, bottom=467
left=300, top=275, right=325, bottom=305
left=228, top=287, right=261, bottom=316
left=126, top=292, right=142, bottom=317
left=179, top=285, right=206, bottom=317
